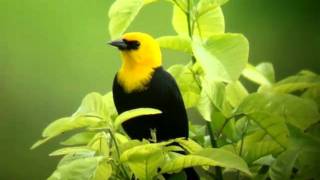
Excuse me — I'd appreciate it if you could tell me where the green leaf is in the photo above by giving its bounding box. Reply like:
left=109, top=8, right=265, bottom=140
left=247, top=112, right=288, bottom=148
left=115, top=132, right=130, bottom=144
left=30, top=137, right=51, bottom=150
left=93, top=160, right=112, bottom=180
left=189, top=123, right=207, bottom=146
left=192, top=34, right=249, bottom=82
left=175, top=138, right=203, bottom=153
left=236, top=129, right=283, bottom=164
left=102, top=92, right=118, bottom=120
left=272, top=71, right=320, bottom=93
left=242, top=63, right=274, bottom=86
left=294, top=151, right=320, bottom=179
left=108, top=0, right=156, bottom=39
left=256, top=62, right=275, bottom=83
left=43, top=116, right=102, bottom=138
left=197, top=80, right=232, bottom=119
left=225, top=81, right=249, bottom=108
left=197, top=0, right=229, bottom=14
left=237, top=92, right=320, bottom=131
left=73, top=92, right=113, bottom=121
left=168, top=64, right=201, bottom=108
left=119, top=139, right=147, bottom=153
left=172, top=4, right=225, bottom=39
left=302, top=87, right=320, bottom=111
left=48, top=156, right=110, bottom=180
left=57, top=151, right=95, bottom=167
left=88, top=132, right=110, bottom=155
left=114, top=108, right=162, bottom=129
left=269, top=148, right=300, bottom=180
left=161, top=148, right=251, bottom=176
left=49, top=146, right=94, bottom=156
left=288, top=124, right=320, bottom=152
left=120, top=142, right=169, bottom=180
left=32, top=92, right=116, bottom=149
left=31, top=116, right=102, bottom=149
left=61, top=132, right=96, bottom=146
left=157, top=36, right=192, bottom=54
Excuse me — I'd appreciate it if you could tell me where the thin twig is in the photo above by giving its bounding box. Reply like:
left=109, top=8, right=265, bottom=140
left=237, top=119, right=249, bottom=180
left=106, top=129, right=131, bottom=180
left=207, top=121, right=223, bottom=180
left=172, top=0, right=187, bottom=13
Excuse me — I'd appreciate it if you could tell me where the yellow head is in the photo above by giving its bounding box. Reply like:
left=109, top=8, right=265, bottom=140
left=109, top=32, right=162, bottom=93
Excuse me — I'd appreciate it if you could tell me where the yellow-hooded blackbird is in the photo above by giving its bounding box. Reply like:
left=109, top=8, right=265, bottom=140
left=110, top=32, right=188, bottom=141
left=109, top=32, right=198, bottom=179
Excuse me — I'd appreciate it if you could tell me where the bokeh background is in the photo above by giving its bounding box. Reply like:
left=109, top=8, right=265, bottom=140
left=1, top=0, right=319, bottom=179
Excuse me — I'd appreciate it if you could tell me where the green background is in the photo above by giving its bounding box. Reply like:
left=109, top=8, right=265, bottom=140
left=0, top=0, right=319, bottom=179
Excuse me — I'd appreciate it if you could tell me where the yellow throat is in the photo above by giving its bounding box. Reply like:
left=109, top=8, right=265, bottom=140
left=114, top=32, right=162, bottom=93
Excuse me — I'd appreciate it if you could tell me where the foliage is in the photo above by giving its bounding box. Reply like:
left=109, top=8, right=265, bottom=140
left=32, top=0, right=320, bottom=179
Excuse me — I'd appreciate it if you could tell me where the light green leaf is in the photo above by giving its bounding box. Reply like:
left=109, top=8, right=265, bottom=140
left=272, top=71, right=320, bottom=93
left=242, top=63, right=274, bottom=86
left=192, top=34, right=249, bottom=82
left=42, top=116, right=102, bottom=138
left=237, top=92, right=320, bottom=131
left=247, top=112, right=288, bottom=148
left=57, top=151, right=95, bottom=167
left=302, top=87, right=320, bottom=111
left=175, top=138, right=203, bottom=153
left=115, top=132, right=129, bottom=144
left=109, top=0, right=156, bottom=39
left=197, top=0, right=229, bottom=15
left=61, top=132, right=96, bottom=146
left=197, top=81, right=240, bottom=141
left=157, top=36, right=192, bottom=54
left=172, top=4, right=225, bottom=39
left=103, top=92, right=118, bottom=120
left=31, top=116, right=102, bottom=149
left=119, top=139, right=147, bottom=153
left=168, top=64, right=201, bottom=108
left=30, top=136, right=51, bottom=150
left=256, top=62, right=275, bottom=83
left=114, top=108, right=162, bottom=129
left=197, top=80, right=232, bottom=119
left=73, top=92, right=112, bottom=121
left=120, top=143, right=168, bottom=180
left=225, top=81, right=248, bottom=107
left=269, top=148, right=300, bottom=180
left=167, top=0, right=187, bottom=12
left=93, top=160, right=112, bottom=180
left=48, top=156, right=108, bottom=180
left=236, top=130, right=283, bottom=164
left=49, top=146, right=94, bottom=156
left=88, top=132, right=110, bottom=155
left=32, top=92, right=116, bottom=149
left=161, top=148, right=251, bottom=176
left=189, top=123, right=207, bottom=146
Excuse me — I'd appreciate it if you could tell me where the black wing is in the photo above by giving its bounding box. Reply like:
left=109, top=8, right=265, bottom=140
left=112, top=67, right=189, bottom=141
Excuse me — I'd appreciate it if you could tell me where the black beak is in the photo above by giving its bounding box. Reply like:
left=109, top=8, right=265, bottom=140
left=108, top=39, right=127, bottom=50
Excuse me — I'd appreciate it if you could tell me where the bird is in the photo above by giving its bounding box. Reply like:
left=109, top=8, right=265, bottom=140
left=109, top=32, right=199, bottom=179
left=110, top=32, right=188, bottom=142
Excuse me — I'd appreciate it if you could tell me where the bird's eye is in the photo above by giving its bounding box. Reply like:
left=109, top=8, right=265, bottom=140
left=124, top=40, right=140, bottom=50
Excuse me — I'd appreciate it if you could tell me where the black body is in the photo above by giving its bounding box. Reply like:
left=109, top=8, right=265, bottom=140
left=112, top=66, right=188, bottom=141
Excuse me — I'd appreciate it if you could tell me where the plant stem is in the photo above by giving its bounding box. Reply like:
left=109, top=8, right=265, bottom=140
left=236, top=119, right=249, bottom=180
left=186, top=0, right=193, bottom=38
left=106, top=129, right=131, bottom=180
left=207, top=121, right=223, bottom=180
left=186, top=0, right=222, bottom=178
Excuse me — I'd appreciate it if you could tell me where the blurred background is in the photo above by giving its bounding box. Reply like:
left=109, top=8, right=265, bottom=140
left=0, top=0, right=319, bottom=179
